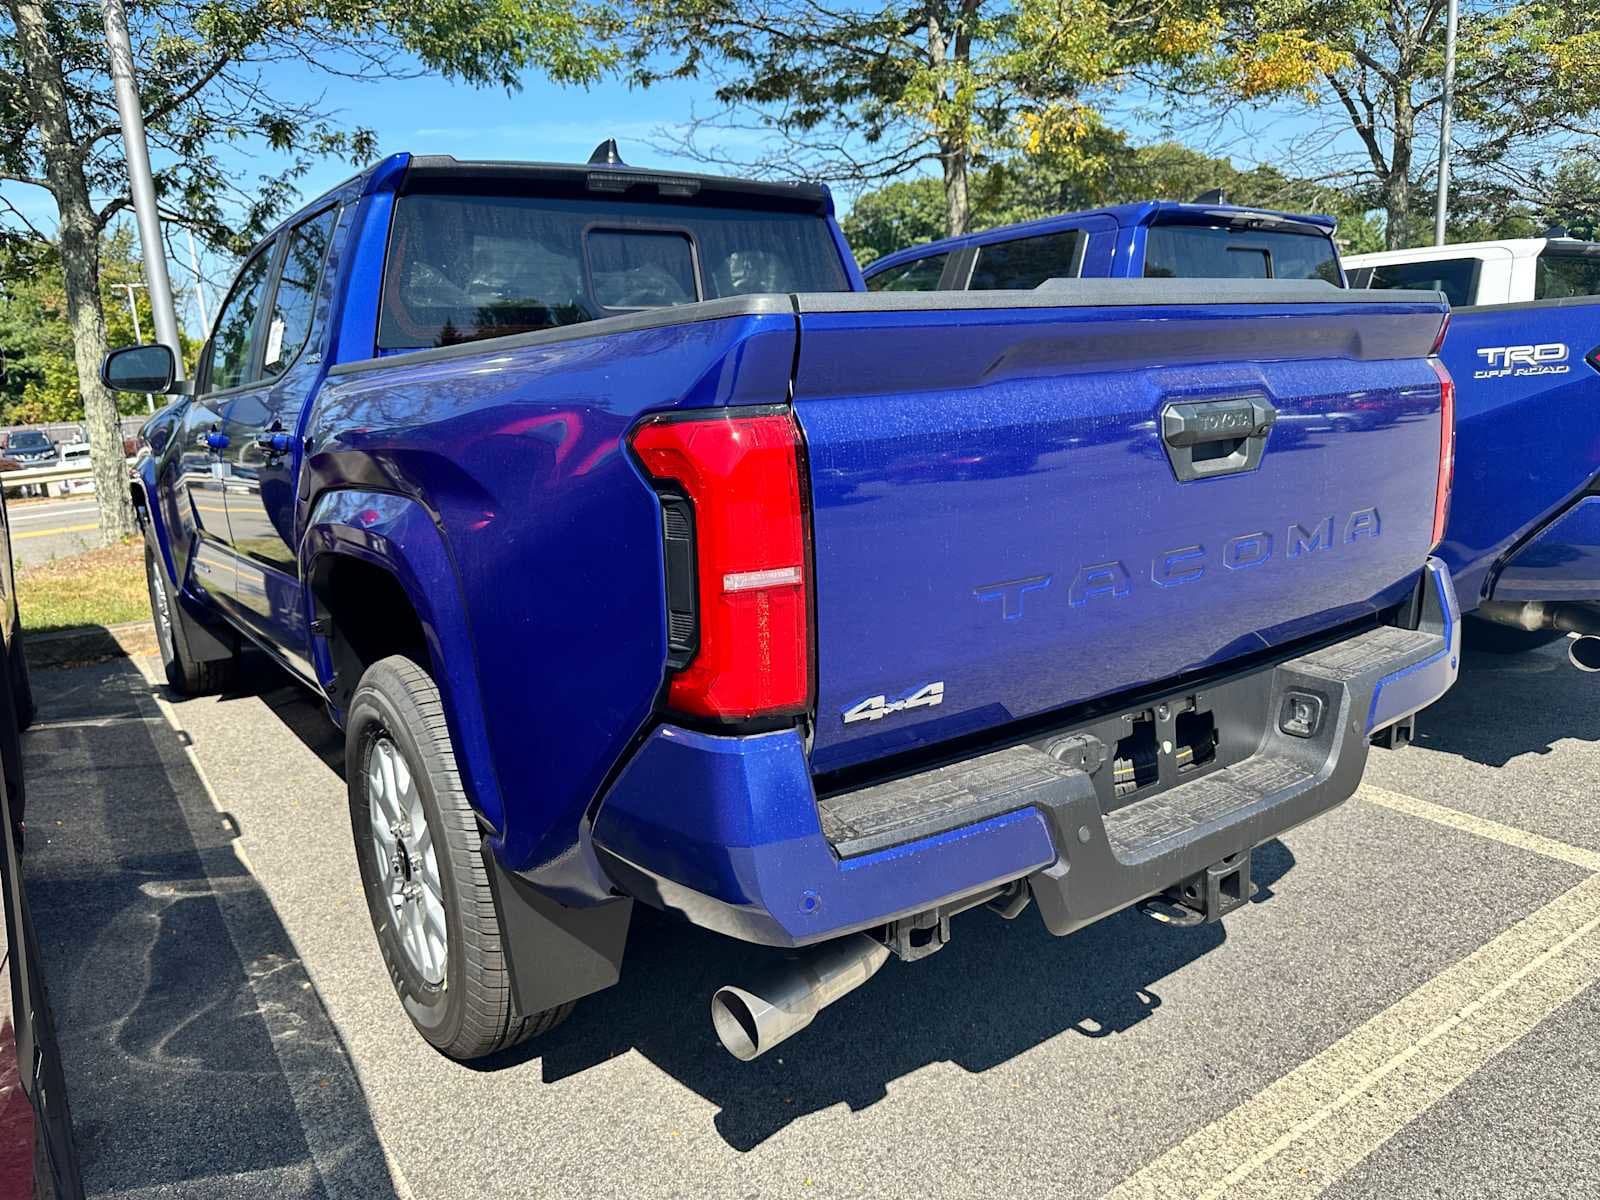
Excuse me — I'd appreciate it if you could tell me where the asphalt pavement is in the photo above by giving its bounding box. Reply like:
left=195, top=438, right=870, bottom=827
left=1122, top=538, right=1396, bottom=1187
left=19, top=634, right=1600, bottom=1199
left=8, top=497, right=103, bottom=567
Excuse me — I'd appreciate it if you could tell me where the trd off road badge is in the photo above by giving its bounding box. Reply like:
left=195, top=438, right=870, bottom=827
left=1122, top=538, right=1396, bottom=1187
left=1474, top=343, right=1570, bottom=380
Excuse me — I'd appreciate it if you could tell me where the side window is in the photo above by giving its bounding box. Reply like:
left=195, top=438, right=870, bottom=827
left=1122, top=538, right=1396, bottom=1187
left=866, top=253, right=948, bottom=292
left=1368, top=258, right=1478, bottom=307
left=969, top=231, right=1082, bottom=289
left=1534, top=250, right=1600, bottom=300
left=1345, top=267, right=1373, bottom=288
left=206, top=246, right=276, bottom=392
left=262, top=207, right=339, bottom=377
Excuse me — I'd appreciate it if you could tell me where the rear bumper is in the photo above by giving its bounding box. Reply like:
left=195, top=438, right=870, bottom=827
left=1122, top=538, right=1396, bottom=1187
left=1491, top=495, right=1600, bottom=604
left=592, top=559, right=1459, bottom=947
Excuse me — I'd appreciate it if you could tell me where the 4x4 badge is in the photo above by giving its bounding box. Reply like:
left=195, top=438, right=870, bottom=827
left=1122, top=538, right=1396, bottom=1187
left=842, top=681, right=945, bottom=725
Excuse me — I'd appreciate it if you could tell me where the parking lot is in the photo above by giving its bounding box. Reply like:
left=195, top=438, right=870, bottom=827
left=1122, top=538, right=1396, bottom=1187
left=21, top=632, right=1600, bottom=1199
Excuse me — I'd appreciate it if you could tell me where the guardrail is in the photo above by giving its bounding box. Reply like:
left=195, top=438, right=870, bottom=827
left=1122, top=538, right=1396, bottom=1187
left=1, top=465, right=93, bottom=493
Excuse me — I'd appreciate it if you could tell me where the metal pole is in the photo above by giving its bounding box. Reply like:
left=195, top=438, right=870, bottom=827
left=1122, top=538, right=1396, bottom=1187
left=102, top=0, right=184, bottom=380
left=185, top=227, right=210, bottom=333
left=1433, top=0, right=1459, bottom=246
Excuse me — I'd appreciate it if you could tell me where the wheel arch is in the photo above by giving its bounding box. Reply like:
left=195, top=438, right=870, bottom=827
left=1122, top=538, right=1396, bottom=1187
left=302, top=488, right=507, bottom=833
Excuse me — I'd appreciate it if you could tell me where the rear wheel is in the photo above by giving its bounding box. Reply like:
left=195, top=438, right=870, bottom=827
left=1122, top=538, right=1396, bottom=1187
left=1463, top=616, right=1564, bottom=655
left=345, top=655, right=572, bottom=1059
left=145, top=545, right=236, bottom=694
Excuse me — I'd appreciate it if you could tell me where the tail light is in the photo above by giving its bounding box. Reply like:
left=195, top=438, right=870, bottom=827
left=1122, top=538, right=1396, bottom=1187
left=631, top=408, right=812, bottom=721
left=1429, top=358, right=1455, bottom=551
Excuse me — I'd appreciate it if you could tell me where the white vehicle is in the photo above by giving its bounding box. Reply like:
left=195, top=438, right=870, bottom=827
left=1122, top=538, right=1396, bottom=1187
left=54, top=442, right=94, bottom=497
left=1343, top=231, right=1600, bottom=307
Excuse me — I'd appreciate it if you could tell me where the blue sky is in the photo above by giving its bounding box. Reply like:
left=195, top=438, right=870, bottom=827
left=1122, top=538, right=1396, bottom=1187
left=2, top=47, right=1361, bottom=338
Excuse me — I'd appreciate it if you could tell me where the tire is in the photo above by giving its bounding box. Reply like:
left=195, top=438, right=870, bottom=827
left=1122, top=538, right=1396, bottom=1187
left=145, top=545, right=236, bottom=695
left=1463, top=615, right=1564, bottom=655
left=346, top=655, right=572, bottom=1059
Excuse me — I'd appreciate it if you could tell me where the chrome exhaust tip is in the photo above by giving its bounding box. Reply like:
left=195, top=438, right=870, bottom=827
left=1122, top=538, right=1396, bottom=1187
left=711, top=934, right=890, bottom=1061
left=1569, top=635, right=1600, bottom=673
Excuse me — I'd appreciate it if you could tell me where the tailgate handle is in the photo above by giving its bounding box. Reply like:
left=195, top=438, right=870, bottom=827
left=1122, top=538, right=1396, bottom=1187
left=1161, top=397, right=1276, bottom=482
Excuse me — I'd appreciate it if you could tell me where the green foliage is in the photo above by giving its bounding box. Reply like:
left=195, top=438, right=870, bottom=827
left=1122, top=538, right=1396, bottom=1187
left=0, top=230, right=198, bottom=424
left=619, top=0, right=1230, bottom=235
left=0, top=0, right=617, bottom=255
left=1192, top=0, right=1600, bottom=247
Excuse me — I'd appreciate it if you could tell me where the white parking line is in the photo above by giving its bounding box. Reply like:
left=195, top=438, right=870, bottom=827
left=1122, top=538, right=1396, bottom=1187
left=10, top=502, right=98, bottom=522
left=1103, top=871, right=1600, bottom=1200
left=1359, top=783, right=1600, bottom=873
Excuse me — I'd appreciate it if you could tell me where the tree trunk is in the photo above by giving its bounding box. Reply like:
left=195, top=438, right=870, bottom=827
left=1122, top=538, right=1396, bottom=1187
left=10, top=0, right=137, bottom=543
left=942, top=142, right=970, bottom=238
left=1384, top=93, right=1416, bottom=250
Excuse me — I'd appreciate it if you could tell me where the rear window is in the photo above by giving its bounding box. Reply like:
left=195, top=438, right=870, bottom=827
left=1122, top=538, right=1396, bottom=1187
left=379, top=193, right=851, bottom=350
left=1366, top=258, right=1478, bottom=307
left=969, top=230, right=1081, bottom=289
left=1143, top=223, right=1342, bottom=284
left=866, top=253, right=948, bottom=292
left=1534, top=248, right=1600, bottom=300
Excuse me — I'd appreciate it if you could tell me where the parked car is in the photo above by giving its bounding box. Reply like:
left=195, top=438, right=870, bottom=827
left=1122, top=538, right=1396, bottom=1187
left=0, top=431, right=57, bottom=499
left=104, top=147, right=1459, bottom=1064
left=1344, top=236, right=1600, bottom=660
left=53, top=443, right=93, bottom=497
left=0, top=485, right=78, bottom=1198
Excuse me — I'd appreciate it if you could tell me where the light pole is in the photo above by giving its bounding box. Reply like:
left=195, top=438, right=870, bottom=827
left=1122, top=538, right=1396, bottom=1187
left=102, top=0, right=184, bottom=380
left=185, top=227, right=210, bottom=334
left=117, top=281, right=156, bottom=412
left=1433, top=0, right=1459, bottom=246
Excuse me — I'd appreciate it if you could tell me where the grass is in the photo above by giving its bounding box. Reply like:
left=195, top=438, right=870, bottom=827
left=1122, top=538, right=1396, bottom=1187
left=18, top=538, right=148, bottom=633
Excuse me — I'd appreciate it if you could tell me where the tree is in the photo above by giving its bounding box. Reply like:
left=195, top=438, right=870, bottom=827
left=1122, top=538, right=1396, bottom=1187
left=1197, top=0, right=1600, bottom=248
left=622, top=0, right=1228, bottom=239
left=0, top=229, right=198, bottom=424
left=1, top=0, right=613, bottom=542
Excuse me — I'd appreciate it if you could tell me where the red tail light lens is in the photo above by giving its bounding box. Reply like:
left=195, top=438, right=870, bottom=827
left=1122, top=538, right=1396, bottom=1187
left=631, top=409, right=811, bottom=721
left=1430, top=359, right=1455, bottom=551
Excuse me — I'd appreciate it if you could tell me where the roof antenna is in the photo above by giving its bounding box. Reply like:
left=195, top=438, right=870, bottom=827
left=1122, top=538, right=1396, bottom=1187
left=589, top=138, right=623, bottom=166
left=1191, top=188, right=1228, bottom=204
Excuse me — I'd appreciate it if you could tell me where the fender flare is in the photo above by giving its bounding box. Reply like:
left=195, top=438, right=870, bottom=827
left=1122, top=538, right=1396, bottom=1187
left=301, top=488, right=507, bottom=833
left=129, top=457, right=180, bottom=590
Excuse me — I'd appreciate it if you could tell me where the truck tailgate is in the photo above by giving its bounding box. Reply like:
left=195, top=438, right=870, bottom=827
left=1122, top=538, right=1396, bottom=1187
left=791, top=283, right=1448, bottom=773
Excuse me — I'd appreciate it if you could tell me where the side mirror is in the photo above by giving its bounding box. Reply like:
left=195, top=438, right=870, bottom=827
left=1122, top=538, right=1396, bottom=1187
left=101, top=343, right=176, bottom=394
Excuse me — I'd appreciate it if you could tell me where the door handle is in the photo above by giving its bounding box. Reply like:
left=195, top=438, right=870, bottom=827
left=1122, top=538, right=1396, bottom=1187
left=1160, top=397, right=1276, bottom=482
left=256, top=431, right=294, bottom=455
left=204, top=428, right=229, bottom=452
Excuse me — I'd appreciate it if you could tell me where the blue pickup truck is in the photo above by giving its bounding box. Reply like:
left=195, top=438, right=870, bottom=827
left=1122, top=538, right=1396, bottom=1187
left=1344, top=238, right=1600, bottom=661
left=105, top=151, right=1459, bottom=1063
left=871, top=205, right=1600, bottom=671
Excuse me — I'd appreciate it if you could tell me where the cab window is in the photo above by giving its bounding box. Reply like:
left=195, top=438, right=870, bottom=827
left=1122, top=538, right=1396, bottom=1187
left=206, top=247, right=275, bottom=392
left=968, top=230, right=1082, bottom=289
left=866, top=253, right=948, bottom=292
left=1366, top=258, right=1478, bottom=307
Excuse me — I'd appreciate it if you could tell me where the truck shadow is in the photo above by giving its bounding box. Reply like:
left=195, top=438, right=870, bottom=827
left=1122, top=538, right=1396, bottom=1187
left=19, top=655, right=401, bottom=1198
left=1407, top=637, right=1600, bottom=767
left=517, top=839, right=1295, bottom=1151
left=233, top=647, right=1299, bottom=1152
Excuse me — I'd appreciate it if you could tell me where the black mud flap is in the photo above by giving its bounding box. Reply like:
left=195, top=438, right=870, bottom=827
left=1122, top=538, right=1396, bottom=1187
left=481, top=840, right=633, bottom=1016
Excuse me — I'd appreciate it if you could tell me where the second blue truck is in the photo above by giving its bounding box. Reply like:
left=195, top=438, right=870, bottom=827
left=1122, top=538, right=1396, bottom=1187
left=106, top=151, right=1459, bottom=1062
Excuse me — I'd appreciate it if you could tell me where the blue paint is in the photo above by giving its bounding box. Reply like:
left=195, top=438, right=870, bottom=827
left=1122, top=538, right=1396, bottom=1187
left=130, top=152, right=1456, bottom=950
left=1493, top=496, right=1600, bottom=601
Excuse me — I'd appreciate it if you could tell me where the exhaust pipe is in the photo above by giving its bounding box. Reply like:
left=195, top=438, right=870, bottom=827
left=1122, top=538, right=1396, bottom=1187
left=711, top=934, right=891, bottom=1061
left=1571, top=636, right=1600, bottom=672
left=1477, top=600, right=1600, bottom=638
